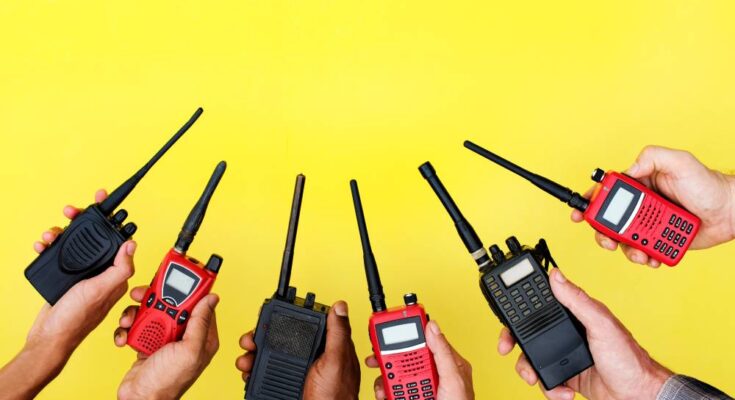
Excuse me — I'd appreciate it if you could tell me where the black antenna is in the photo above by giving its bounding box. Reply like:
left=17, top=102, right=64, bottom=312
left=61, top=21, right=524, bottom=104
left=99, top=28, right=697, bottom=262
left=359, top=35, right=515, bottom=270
left=463, top=140, right=589, bottom=212
left=99, top=107, right=204, bottom=215
left=277, top=174, right=306, bottom=299
left=419, top=162, right=491, bottom=269
left=350, top=180, right=386, bottom=313
left=174, top=161, right=227, bottom=253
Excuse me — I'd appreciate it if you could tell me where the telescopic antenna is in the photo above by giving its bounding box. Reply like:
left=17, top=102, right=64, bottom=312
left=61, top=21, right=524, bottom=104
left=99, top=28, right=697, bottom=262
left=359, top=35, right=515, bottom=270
left=419, top=162, right=491, bottom=269
left=350, top=180, right=386, bottom=313
left=277, top=174, right=306, bottom=299
left=99, top=108, right=204, bottom=215
left=463, top=140, right=589, bottom=212
left=174, top=161, right=227, bottom=253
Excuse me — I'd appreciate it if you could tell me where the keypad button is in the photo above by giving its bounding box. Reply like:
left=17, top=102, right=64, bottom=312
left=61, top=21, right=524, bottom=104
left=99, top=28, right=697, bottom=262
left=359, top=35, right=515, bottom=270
left=510, top=289, right=520, bottom=297
left=526, top=289, right=534, bottom=296
left=533, top=276, right=543, bottom=283
left=686, top=224, right=693, bottom=234
left=146, top=293, right=155, bottom=307
left=672, top=249, right=680, bottom=259
left=530, top=296, right=539, bottom=303
left=408, top=388, right=419, bottom=394
left=166, top=308, right=177, bottom=319
left=541, top=288, right=550, bottom=296
left=503, top=303, right=512, bottom=310
left=519, top=303, right=528, bottom=310
left=668, top=230, right=676, bottom=241
left=394, top=391, right=405, bottom=396
left=499, top=296, right=508, bottom=303
left=420, top=379, right=431, bottom=385
left=662, top=227, right=670, bottom=237
left=654, top=240, right=662, bottom=250
left=507, top=309, right=517, bottom=317
left=408, top=382, right=418, bottom=388
left=493, top=290, right=503, bottom=297
left=632, top=233, right=639, bottom=240
left=423, top=392, right=434, bottom=398
left=421, top=385, right=432, bottom=391
left=522, top=283, right=531, bottom=290
left=410, top=395, right=420, bottom=400
left=388, top=373, right=395, bottom=379
left=659, top=244, right=667, bottom=253
left=545, top=295, right=554, bottom=302
left=155, top=301, right=166, bottom=311
left=665, top=246, right=673, bottom=256
left=511, top=316, right=520, bottom=323
left=675, top=217, right=682, bottom=228
left=393, top=385, right=403, bottom=390
left=386, top=363, right=393, bottom=369
left=674, top=233, right=681, bottom=243
left=537, top=281, right=547, bottom=289
left=669, top=215, right=676, bottom=224
left=514, top=296, right=523, bottom=303
left=487, top=276, right=495, bottom=283
left=680, top=222, right=687, bottom=232
left=177, top=310, right=189, bottom=325
left=642, top=239, right=649, bottom=246
left=396, top=398, right=406, bottom=400
left=534, top=302, right=543, bottom=309
left=679, top=237, right=686, bottom=247
left=522, top=309, right=531, bottom=316
left=489, top=282, right=499, bottom=291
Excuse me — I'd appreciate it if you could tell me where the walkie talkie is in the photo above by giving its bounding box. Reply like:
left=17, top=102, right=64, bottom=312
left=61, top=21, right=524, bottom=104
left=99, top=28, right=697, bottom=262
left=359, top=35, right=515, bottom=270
left=463, top=141, right=701, bottom=266
left=245, top=174, right=330, bottom=400
left=127, top=161, right=226, bottom=355
left=25, top=108, right=204, bottom=305
left=420, top=162, right=593, bottom=390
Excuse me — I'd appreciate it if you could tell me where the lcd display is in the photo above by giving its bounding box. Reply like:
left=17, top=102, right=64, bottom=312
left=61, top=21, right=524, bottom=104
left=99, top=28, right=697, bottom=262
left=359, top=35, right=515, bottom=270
left=602, top=188, right=635, bottom=225
left=381, top=322, right=420, bottom=346
left=500, top=258, right=535, bottom=287
left=166, top=268, right=196, bottom=295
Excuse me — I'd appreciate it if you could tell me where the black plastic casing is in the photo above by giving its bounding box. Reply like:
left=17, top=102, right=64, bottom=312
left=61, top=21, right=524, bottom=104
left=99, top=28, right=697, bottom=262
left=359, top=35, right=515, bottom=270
left=245, top=289, right=329, bottom=400
left=479, top=245, right=593, bottom=390
left=24, top=204, right=129, bottom=305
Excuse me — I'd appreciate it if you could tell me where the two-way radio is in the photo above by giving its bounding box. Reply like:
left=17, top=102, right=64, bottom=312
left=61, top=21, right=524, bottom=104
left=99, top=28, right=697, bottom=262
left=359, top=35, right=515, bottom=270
left=245, top=174, right=330, bottom=400
left=25, top=108, right=204, bottom=305
left=350, top=180, right=439, bottom=400
left=420, top=162, right=593, bottom=390
left=463, top=141, right=701, bottom=266
left=127, top=161, right=226, bottom=355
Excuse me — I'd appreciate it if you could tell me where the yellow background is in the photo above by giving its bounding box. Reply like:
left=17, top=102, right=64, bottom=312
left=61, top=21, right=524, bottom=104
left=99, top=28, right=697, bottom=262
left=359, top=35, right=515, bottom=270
left=1, top=1, right=733, bottom=398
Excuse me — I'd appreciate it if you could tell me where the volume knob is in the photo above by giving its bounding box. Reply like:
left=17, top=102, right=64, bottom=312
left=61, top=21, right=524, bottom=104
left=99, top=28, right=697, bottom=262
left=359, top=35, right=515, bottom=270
left=404, top=293, right=418, bottom=306
left=591, top=168, right=605, bottom=183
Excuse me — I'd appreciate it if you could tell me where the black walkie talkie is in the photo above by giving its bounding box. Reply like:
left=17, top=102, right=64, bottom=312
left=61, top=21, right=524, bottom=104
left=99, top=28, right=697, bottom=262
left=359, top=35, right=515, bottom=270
left=24, top=108, right=203, bottom=305
left=419, top=162, right=594, bottom=390
left=245, top=174, right=330, bottom=400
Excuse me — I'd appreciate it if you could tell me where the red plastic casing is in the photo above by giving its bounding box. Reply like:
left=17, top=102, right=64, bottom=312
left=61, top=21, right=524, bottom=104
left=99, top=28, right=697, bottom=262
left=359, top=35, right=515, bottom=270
left=584, top=171, right=701, bottom=266
left=127, top=248, right=217, bottom=355
left=369, top=304, right=439, bottom=400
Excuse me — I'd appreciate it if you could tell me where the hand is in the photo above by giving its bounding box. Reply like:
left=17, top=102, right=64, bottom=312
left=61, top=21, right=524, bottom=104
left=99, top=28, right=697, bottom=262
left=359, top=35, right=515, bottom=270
left=366, top=320, right=474, bottom=400
left=498, top=268, right=672, bottom=400
left=236, top=301, right=361, bottom=400
left=572, top=146, right=735, bottom=267
left=0, top=190, right=136, bottom=400
left=114, top=287, right=220, bottom=400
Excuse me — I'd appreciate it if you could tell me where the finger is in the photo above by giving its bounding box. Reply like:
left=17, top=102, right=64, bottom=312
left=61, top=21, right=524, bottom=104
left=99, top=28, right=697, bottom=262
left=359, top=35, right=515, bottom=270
left=515, top=353, right=538, bottom=385
left=364, top=354, right=380, bottom=368
left=235, top=353, right=255, bottom=374
left=548, top=268, right=616, bottom=333
left=182, top=294, right=220, bottom=351
left=570, top=209, right=584, bottom=223
left=63, top=205, right=81, bottom=220
left=647, top=258, right=661, bottom=268
left=239, top=331, right=256, bottom=351
left=87, top=241, right=136, bottom=297
left=626, top=145, right=676, bottom=179
left=497, top=327, right=516, bottom=355
left=324, top=301, right=354, bottom=356
left=542, top=385, right=577, bottom=400
left=205, top=308, right=220, bottom=355
left=130, top=285, right=147, bottom=303
left=33, top=241, right=46, bottom=254
left=95, top=189, right=109, bottom=203
left=373, top=376, right=386, bottom=400
left=41, top=227, right=63, bottom=245
left=620, top=244, right=649, bottom=265
left=119, top=305, right=139, bottom=328
left=425, top=320, right=462, bottom=378
left=594, top=232, right=618, bottom=251
left=114, top=327, right=128, bottom=347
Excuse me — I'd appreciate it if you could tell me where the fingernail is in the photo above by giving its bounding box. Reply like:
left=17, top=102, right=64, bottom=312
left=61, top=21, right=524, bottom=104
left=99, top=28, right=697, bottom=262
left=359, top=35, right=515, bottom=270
left=562, top=390, right=575, bottom=400
left=429, top=320, right=441, bottom=335
left=334, top=301, right=348, bottom=317
left=127, top=241, right=137, bottom=256
left=520, top=370, right=530, bottom=383
left=553, top=268, right=567, bottom=283
left=208, top=294, right=220, bottom=307
left=602, top=239, right=615, bottom=250
left=633, top=254, right=645, bottom=264
left=627, top=162, right=640, bottom=176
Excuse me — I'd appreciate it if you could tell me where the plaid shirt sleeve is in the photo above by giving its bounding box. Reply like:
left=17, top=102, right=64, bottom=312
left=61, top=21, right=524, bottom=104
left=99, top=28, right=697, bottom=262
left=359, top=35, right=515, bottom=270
left=657, top=375, right=733, bottom=400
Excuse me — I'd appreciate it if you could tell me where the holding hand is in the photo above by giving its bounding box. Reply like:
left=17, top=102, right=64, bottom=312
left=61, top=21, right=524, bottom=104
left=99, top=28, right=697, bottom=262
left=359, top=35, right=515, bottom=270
left=572, top=146, right=735, bottom=267
left=498, top=268, right=672, bottom=400
left=236, top=301, right=362, bottom=400
left=113, top=287, right=220, bottom=400
left=366, top=320, right=475, bottom=400
left=0, top=190, right=136, bottom=400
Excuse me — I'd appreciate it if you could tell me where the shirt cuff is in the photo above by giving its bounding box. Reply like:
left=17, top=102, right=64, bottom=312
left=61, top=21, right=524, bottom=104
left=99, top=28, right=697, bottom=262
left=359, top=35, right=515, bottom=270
left=657, top=375, right=732, bottom=400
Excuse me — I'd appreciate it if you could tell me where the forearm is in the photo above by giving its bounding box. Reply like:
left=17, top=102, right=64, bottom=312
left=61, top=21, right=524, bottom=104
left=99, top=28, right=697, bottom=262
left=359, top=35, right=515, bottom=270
left=0, top=343, right=71, bottom=400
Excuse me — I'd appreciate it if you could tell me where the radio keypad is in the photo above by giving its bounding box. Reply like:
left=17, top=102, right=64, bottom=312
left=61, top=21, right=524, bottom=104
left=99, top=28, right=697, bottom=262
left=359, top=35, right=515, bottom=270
left=492, top=270, right=555, bottom=325
left=660, top=213, right=692, bottom=259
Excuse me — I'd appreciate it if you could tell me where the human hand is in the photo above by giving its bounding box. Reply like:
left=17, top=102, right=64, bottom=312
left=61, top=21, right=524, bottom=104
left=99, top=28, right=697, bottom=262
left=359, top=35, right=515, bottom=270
left=114, top=287, right=220, bottom=400
left=236, top=301, right=361, bottom=400
left=366, top=320, right=474, bottom=400
left=572, top=146, right=735, bottom=267
left=498, top=268, right=672, bottom=400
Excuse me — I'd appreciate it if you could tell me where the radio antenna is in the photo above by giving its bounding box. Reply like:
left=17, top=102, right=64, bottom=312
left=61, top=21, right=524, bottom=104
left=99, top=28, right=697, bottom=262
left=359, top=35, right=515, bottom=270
left=277, top=174, right=306, bottom=299
left=350, top=180, right=386, bottom=313
left=463, top=140, right=589, bottom=212
left=174, top=161, right=227, bottom=253
left=419, top=162, right=491, bottom=269
left=99, top=107, right=204, bottom=215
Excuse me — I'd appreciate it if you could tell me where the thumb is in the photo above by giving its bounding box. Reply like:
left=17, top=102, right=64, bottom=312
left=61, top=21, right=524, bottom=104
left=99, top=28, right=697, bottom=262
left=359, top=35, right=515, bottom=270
left=183, top=294, right=219, bottom=350
left=626, top=145, right=680, bottom=179
left=89, top=241, right=136, bottom=294
left=324, top=301, right=353, bottom=356
left=548, top=268, right=614, bottom=336
left=425, top=320, right=461, bottom=379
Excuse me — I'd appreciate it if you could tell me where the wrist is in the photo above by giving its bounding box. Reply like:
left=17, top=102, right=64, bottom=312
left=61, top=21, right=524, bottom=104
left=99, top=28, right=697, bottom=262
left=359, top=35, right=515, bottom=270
left=642, top=362, right=674, bottom=400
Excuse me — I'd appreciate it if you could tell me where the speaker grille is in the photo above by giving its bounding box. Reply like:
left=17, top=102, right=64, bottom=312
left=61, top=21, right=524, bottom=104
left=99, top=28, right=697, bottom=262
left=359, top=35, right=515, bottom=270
left=137, top=320, right=166, bottom=354
left=266, top=313, right=319, bottom=360
left=395, top=350, right=430, bottom=375
left=259, top=352, right=308, bottom=400
left=61, top=223, right=109, bottom=271
left=516, top=303, right=565, bottom=342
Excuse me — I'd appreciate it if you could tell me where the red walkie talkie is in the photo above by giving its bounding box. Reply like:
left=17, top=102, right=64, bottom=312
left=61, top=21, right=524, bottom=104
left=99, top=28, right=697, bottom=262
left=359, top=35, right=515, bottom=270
left=464, top=141, right=701, bottom=266
left=127, top=161, right=226, bottom=355
left=350, top=180, right=439, bottom=400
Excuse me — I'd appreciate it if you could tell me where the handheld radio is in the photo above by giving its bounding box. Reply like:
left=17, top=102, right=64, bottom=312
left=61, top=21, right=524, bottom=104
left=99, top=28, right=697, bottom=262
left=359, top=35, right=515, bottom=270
left=350, top=180, right=439, bottom=400
left=463, top=140, right=701, bottom=266
left=25, top=108, right=204, bottom=305
left=419, top=162, right=593, bottom=390
left=127, top=161, right=226, bottom=355
left=245, top=174, right=330, bottom=400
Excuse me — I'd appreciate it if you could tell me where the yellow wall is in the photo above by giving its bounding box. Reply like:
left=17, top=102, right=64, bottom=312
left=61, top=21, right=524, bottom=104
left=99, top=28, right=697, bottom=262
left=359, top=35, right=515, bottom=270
left=1, top=1, right=733, bottom=398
